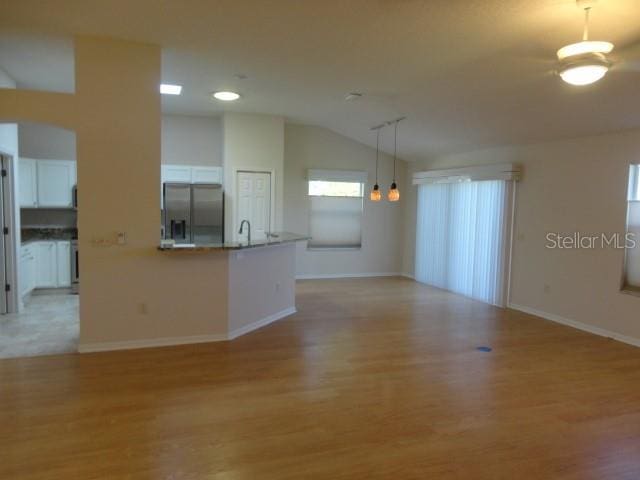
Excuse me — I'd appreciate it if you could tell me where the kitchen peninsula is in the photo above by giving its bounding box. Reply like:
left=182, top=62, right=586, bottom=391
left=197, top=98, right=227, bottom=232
left=157, top=232, right=308, bottom=344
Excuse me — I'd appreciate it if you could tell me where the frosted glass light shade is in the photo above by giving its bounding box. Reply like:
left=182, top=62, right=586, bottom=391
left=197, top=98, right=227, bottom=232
left=388, top=182, right=400, bottom=202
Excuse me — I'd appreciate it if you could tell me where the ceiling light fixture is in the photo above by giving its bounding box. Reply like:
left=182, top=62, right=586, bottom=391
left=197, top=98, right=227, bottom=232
left=160, top=84, right=182, bottom=95
left=212, top=91, right=241, bottom=101
left=557, top=0, right=613, bottom=86
left=370, top=125, right=383, bottom=202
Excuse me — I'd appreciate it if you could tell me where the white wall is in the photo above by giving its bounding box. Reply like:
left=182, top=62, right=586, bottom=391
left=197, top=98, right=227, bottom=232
left=18, top=123, right=76, bottom=159
left=161, top=114, right=222, bottom=166
left=228, top=244, right=296, bottom=336
left=284, top=124, right=406, bottom=277
left=405, top=128, right=640, bottom=342
left=223, top=113, right=284, bottom=241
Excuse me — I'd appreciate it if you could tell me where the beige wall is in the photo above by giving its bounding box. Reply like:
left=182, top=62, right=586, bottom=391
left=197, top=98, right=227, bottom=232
left=405, top=128, right=640, bottom=342
left=223, top=112, right=285, bottom=241
left=161, top=114, right=222, bottom=166
left=0, top=37, right=232, bottom=347
left=284, top=124, right=406, bottom=277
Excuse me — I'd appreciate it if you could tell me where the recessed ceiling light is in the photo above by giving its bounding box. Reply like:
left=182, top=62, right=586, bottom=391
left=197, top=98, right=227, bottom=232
left=160, top=84, right=182, bottom=95
left=212, top=91, right=241, bottom=101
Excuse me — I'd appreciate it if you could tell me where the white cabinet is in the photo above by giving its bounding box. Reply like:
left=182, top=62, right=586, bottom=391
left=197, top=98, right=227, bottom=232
left=19, top=244, right=36, bottom=298
left=37, top=160, right=76, bottom=207
left=35, top=241, right=58, bottom=288
left=19, top=158, right=38, bottom=208
left=192, top=167, right=222, bottom=184
left=19, top=158, right=76, bottom=208
left=20, top=240, right=72, bottom=294
left=161, top=165, right=192, bottom=183
left=56, top=241, right=71, bottom=287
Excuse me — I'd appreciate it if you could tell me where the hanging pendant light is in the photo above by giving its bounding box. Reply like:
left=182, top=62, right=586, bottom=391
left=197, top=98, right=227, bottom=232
left=370, top=127, right=382, bottom=202
left=388, top=119, right=400, bottom=202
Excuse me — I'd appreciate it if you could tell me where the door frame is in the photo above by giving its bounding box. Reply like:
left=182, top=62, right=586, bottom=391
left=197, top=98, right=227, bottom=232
left=234, top=169, right=275, bottom=242
left=0, top=152, right=19, bottom=314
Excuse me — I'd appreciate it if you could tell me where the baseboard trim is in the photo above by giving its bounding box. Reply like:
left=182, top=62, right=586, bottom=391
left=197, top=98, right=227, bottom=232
left=79, top=307, right=299, bottom=353
left=78, top=333, right=228, bottom=353
left=296, top=272, right=402, bottom=280
left=228, top=306, right=297, bottom=340
left=508, top=303, right=640, bottom=348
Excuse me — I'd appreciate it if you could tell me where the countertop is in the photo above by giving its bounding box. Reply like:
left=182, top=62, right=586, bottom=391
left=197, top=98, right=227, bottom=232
left=158, top=232, right=309, bottom=251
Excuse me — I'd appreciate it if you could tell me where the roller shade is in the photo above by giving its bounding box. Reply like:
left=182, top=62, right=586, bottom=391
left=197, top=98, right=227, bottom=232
left=308, top=169, right=368, bottom=183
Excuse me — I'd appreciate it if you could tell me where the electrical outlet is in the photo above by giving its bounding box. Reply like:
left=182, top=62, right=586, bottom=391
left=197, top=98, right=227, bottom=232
left=117, top=232, right=127, bottom=245
left=543, top=284, right=551, bottom=294
left=275, top=281, right=281, bottom=292
left=137, top=303, right=148, bottom=315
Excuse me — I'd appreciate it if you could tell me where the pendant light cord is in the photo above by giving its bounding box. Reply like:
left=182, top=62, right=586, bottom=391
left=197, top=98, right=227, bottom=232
left=393, top=120, right=397, bottom=183
left=375, top=129, right=380, bottom=184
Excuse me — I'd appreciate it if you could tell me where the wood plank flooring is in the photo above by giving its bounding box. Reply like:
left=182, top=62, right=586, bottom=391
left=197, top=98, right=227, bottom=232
left=2, top=277, right=640, bottom=479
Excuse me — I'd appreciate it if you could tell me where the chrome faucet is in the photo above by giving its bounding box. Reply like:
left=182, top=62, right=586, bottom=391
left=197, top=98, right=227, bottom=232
left=238, top=220, right=251, bottom=244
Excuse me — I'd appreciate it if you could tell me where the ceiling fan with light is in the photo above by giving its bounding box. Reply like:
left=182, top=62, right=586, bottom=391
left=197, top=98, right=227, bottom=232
left=556, top=0, right=614, bottom=86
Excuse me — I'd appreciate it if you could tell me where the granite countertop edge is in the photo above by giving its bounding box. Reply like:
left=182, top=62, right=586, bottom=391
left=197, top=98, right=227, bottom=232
left=158, top=232, right=309, bottom=252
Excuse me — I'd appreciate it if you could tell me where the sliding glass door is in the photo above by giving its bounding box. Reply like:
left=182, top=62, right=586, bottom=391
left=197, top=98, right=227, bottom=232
left=415, top=179, right=513, bottom=306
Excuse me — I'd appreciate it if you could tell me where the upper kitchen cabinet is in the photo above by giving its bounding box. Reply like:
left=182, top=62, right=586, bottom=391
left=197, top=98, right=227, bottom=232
left=19, top=158, right=38, bottom=208
left=37, top=160, right=76, bottom=207
left=161, top=165, right=192, bottom=183
left=191, top=167, right=222, bottom=184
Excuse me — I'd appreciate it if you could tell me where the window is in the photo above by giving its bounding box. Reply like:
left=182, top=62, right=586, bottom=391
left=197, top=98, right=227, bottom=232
left=623, top=165, right=640, bottom=291
left=307, top=170, right=366, bottom=249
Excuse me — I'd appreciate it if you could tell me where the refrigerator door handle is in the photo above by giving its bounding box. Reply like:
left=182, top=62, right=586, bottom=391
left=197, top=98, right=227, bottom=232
left=181, top=220, right=186, bottom=239
left=170, top=220, right=176, bottom=239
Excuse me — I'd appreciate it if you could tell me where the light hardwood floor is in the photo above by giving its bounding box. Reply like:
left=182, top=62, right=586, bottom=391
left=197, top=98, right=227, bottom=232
left=2, top=277, right=640, bottom=479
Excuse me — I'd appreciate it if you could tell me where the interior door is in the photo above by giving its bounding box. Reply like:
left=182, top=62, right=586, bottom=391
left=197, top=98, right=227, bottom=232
left=236, top=171, right=271, bottom=242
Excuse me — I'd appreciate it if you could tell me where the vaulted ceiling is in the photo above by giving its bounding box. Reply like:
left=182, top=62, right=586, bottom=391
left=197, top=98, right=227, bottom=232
left=1, top=0, right=639, bottom=160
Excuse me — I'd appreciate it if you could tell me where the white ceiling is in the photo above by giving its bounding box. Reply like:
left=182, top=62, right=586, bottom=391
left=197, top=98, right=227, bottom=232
left=1, top=0, right=639, bottom=161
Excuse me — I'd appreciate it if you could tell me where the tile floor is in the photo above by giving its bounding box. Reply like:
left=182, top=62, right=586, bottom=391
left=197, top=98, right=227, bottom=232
left=0, top=292, right=78, bottom=358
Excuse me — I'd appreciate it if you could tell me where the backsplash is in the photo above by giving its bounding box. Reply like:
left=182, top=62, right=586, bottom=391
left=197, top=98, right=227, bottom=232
left=21, top=227, right=77, bottom=242
left=20, top=208, right=77, bottom=228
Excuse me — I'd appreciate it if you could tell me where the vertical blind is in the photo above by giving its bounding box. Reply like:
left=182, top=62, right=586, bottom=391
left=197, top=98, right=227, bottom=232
left=415, top=180, right=511, bottom=306
left=624, top=165, right=640, bottom=289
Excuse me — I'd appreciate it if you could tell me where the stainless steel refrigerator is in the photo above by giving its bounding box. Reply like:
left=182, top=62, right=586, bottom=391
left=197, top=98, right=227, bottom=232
left=163, top=183, right=224, bottom=244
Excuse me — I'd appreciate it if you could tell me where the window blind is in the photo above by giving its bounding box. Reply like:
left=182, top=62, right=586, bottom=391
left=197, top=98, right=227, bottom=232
left=415, top=179, right=513, bottom=306
left=624, top=165, right=640, bottom=289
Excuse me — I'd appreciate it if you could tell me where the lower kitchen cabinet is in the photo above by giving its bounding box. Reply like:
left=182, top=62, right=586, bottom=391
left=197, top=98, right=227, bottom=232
left=20, top=240, right=72, bottom=297
left=36, top=242, right=58, bottom=288
left=56, top=241, right=71, bottom=287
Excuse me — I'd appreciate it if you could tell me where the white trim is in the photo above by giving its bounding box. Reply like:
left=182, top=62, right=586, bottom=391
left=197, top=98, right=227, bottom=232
left=508, top=303, right=640, bottom=348
left=413, top=163, right=521, bottom=185
left=78, top=333, right=228, bottom=353
left=296, top=272, right=402, bottom=280
left=228, top=306, right=296, bottom=340
left=401, top=272, right=415, bottom=280
left=79, top=307, right=298, bottom=353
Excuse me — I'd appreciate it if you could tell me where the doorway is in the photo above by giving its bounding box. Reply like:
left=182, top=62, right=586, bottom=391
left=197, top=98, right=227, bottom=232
left=1, top=153, right=16, bottom=315
left=236, top=171, right=272, bottom=241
